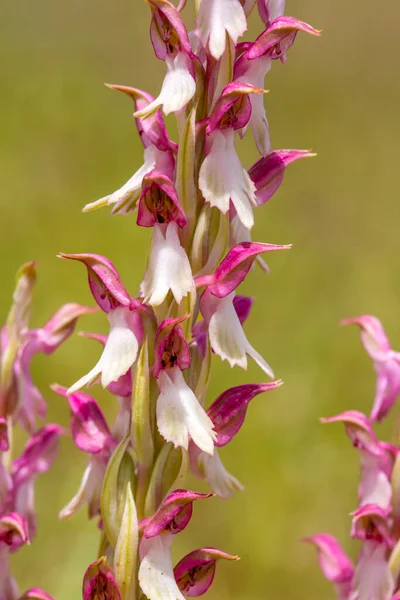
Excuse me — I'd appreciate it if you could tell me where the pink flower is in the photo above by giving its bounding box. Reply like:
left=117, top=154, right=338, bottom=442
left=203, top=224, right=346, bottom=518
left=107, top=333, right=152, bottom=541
left=342, top=315, right=400, bottom=422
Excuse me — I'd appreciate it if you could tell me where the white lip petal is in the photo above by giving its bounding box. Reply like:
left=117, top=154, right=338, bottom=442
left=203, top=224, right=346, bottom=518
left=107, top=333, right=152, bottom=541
left=199, top=129, right=256, bottom=229
left=140, top=223, right=194, bottom=307
left=157, top=369, right=215, bottom=454
left=134, top=53, right=196, bottom=119
left=139, top=534, right=186, bottom=600
left=67, top=307, right=139, bottom=394
left=197, top=0, right=247, bottom=60
left=83, top=145, right=158, bottom=214
left=208, top=293, right=274, bottom=377
left=199, top=449, right=244, bottom=498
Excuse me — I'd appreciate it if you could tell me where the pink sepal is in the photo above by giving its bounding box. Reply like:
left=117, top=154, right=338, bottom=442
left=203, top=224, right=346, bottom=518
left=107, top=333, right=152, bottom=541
left=38, top=303, right=98, bottom=354
left=195, top=241, right=291, bottom=298
left=249, top=149, right=315, bottom=206
left=247, top=16, right=321, bottom=61
left=51, top=385, right=113, bottom=455
left=207, top=380, right=283, bottom=447
left=138, top=170, right=187, bottom=228
left=350, top=504, right=393, bottom=548
left=207, top=82, right=265, bottom=134
left=153, top=316, right=190, bottom=378
left=148, top=0, right=193, bottom=60
left=58, top=253, right=131, bottom=313
left=0, top=512, right=30, bottom=550
left=233, top=295, right=253, bottom=324
left=174, top=548, right=239, bottom=596
left=106, top=84, right=178, bottom=153
left=321, top=410, right=381, bottom=456
left=142, top=489, right=213, bottom=538
left=11, top=424, right=64, bottom=488
left=0, top=417, right=9, bottom=452
left=82, top=557, right=121, bottom=600
left=303, top=534, right=354, bottom=592
left=19, top=589, right=55, bottom=600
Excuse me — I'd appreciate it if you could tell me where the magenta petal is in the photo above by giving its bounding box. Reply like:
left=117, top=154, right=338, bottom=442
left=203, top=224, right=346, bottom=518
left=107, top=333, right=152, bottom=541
left=341, top=315, right=392, bottom=359
left=232, top=295, right=254, bottom=325
left=321, top=410, right=382, bottom=456
left=138, top=170, right=187, bottom=228
left=51, top=385, right=112, bottom=454
left=106, top=84, right=178, bottom=153
left=148, top=0, right=192, bottom=60
left=19, top=589, right=55, bottom=600
left=39, top=303, right=98, bottom=355
left=0, top=417, right=9, bottom=452
left=12, top=424, right=64, bottom=488
left=195, top=241, right=291, bottom=298
left=82, top=557, right=121, bottom=600
left=350, top=504, right=393, bottom=548
left=174, top=548, right=239, bottom=597
left=143, top=489, right=213, bottom=538
left=207, top=381, right=283, bottom=447
left=249, top=149, right=315, bottom=206
left=153, top=316, right=191, bottom=378
left=247, top=16, right=321, bottom=61
left=0, top=512, right=30, bottom=550
left=207, top=82, right=264, bottom=134
left=58, top=253, right=131, bottom=313
left=303, top=534, right=354, bottom=584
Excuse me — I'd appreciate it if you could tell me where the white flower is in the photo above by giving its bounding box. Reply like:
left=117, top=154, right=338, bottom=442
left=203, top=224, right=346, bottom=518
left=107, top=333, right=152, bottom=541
left=198, top=448, right=244, bottom=498
left=83, top=145, right=169, bottom=215
left=157, top=368, right=216, bottom=454
left=197, top=0, right=247, bottom=60
left=236, top=56, right=272, bottom=155
left=199, top=129, right=257, bottom=230
left=140, top=222, right=195, bottom=306
left=207, top=292, right=274, bottom=377
left=134, top=52, right=196, bottom=118
left=139, top=534, right=185, bottom=600
left=67, top=306, right=139, bottom=393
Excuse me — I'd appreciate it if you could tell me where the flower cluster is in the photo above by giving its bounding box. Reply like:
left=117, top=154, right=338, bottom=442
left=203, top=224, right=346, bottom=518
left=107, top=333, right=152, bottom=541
left=0, top=262, right=95, bottom=599
left=306, top=316, right=400, bottom=600
left=1, top=0, right=319, bottom=598
left=53, top=0, right=319, bottom=598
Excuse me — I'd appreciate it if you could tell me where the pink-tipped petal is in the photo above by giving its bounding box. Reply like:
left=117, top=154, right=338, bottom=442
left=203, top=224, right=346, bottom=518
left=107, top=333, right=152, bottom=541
left=195, top=241, right=291, bottom=298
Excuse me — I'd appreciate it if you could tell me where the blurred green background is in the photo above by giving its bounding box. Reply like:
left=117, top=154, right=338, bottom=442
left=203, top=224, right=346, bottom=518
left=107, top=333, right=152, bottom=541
left=1, top=0, right=400, bottom=598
